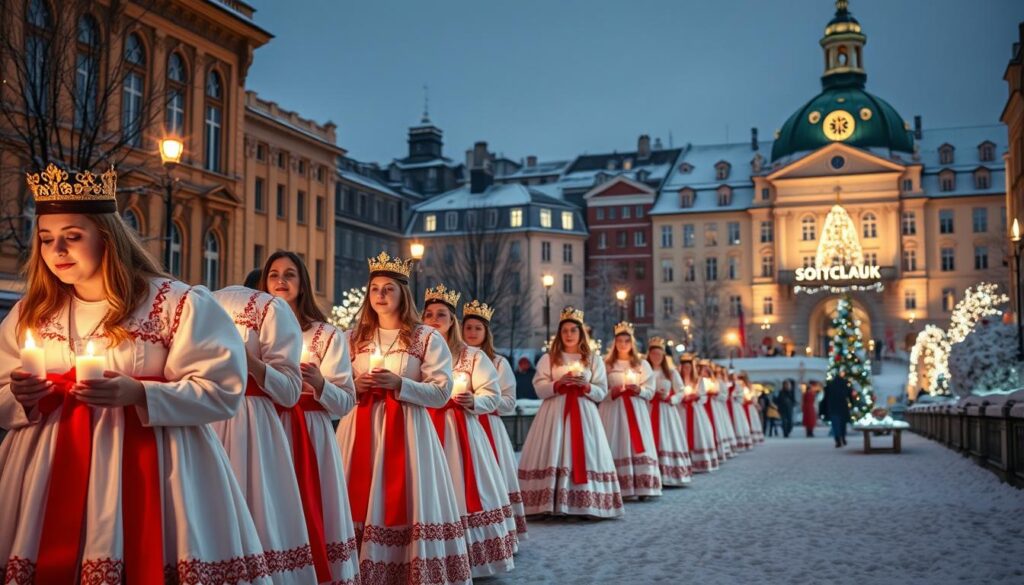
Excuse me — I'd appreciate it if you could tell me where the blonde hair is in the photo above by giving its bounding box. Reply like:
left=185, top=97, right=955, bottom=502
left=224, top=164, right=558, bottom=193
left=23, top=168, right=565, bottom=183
left=18, top=213, right=167, bottom=345
left=463, top=315, right=495, bottom=360
left=424, top=300, right=465, bottom=358
left=350, top=276, right=420, bottom=352
left=550, top=319, right=592, bottom=368
left=604, top=332, right=642, bottom=369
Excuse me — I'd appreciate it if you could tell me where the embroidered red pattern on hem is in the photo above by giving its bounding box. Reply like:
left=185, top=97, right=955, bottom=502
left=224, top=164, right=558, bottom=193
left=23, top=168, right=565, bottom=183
left=358, top=553, right=471, bottom=585
left=617, top=473, right=663, bottom=490
left=466, top=533, right=516, bottom=569
left=2, top=557, right=33, bottom=585
left=517, top=466, right=618, bottom=483
left=327, top=538, right=359, bottom=564
left=507, top=491, right=523, bottom=504
left=462, top=505, right=513, bottom=529
left=520, top=487, right=624, bottom=511
left=359, top=521, right=466, bottom=547
left=612, top=455, right=659, bottom=468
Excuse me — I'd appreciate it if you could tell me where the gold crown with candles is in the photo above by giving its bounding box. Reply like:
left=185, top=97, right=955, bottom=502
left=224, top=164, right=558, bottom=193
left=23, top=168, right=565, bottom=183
left=648, top=336, right=666, bottom=349
left=463, top=299, right=495, bottom=321
left=27, top=163, right=118, bottom=215
left=559, top=306, right=585, bottom=324
left=367, top=251, right=413, bottom=282
left=424, top=283, right=461, bottom=309
left=613, top=321, right=634, bottom=336
left=679, top=352, right=696, bottom=362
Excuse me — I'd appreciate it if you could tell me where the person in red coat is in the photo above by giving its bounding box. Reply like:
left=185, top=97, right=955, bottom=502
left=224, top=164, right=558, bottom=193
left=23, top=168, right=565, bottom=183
left=802, top=381, right=822, bottom=437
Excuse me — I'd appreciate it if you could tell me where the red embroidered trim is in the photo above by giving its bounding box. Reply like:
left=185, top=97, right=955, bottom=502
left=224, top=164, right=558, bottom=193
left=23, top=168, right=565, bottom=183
left=309, top=322, right=337, bottom=362
left=453, top=347, right=475, bottom=375
left=360, top=520, right=466, bottom=547
left=167, top=551, right=272, bottom=585
left=37, top=313, right=67, bottom=342
left=691, top=460, right=716, bottom=472
left=326, top=537, right=358, bottom=564
left=655, top=449, right=692, bottom=459
left=168, top=287, right=191, bottom=345
left=517, top=466, right=619, bottom=483
left=233, top=291, right=265, bottom=332
left=358, top=554, right=471, bottom=585
left=405, top=326, right=431, bottom=361
left=466, top=533, right=516, bottom=569
left=462, top=505, right=513, bottom=529
left=2, top=556, right=33, bottom=585
left=128, top=280, right=172, bottom=346
left=514, top=515, right=528, bottom=536
left=658, top=463, right=693, bottom=480
left=520, top=488, right=624, bottom=511
left=79, top=557, right=124, bottom=583
left=507, top=491, right=523, bottom=504
left=617, top=473, right=662, bottom=490
left=612, top=455, right=659, bottom=468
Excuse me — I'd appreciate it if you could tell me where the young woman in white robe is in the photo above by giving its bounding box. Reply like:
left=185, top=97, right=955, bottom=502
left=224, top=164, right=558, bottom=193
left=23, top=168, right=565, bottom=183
left=699, top=362, right=733, bottom=462
left=644, top=340, right=692, bottom=486
left=211, top=283, right=318, bottom=584
left=678, top=357, right=719, bottom=473
left=599, top=324, right=662, bottom=499
left=713, top=365, right=740, bottom=456
left=422, top=287, right=515, bottom=578
left=336, top=255, right=471, bottom=585
left=517, top=308, right=623, bottom=518
left=261, top=251, right=361, bottom=585
left=0, top=180, right=271, bottom=585
left=739, top=372, right=765, bottom=444
left=728, top=370, right=754, bottom=452
left=461, top=300, right=527, bottom=548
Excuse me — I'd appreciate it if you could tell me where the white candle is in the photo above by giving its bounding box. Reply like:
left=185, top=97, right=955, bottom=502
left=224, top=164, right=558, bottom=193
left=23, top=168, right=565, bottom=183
left=20, top=330, right=46, bottom=378
left=625, top=369, right=638, bottom=386
left=300, top=343, right=313, bottom=365
left=452, top=372, right=469, bottom=396
left=75, top=341, right=105, bottom=382
left=568, top=361, right=583, bottom=376
left=369, top=347, right=385, bottom=371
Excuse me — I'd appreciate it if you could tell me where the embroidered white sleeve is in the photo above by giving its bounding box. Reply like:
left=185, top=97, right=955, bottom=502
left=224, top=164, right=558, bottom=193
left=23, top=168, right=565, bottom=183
left=469, top=351, right=500, bottom=415
left=398, top=329, right=452, bottom=408
left=256, top=296, right=303, bottom=407
left=317, top=327, right=355, bottom=418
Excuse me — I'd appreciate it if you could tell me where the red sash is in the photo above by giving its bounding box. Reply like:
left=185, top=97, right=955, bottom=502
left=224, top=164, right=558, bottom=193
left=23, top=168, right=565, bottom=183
left=554, top=380, right=589, bottom=484
left=704, top=394, right=720, bottom=447
left=246, top=378, right=331, bottom=582
left=743, top=400, right=753, bottom=429
left=649, top=394, right=667, bottom=448
left=348, top=386, right=408, bottom=527
left=727, top=384, right=736, bottom=421
left=429, top=401, right=484, bottom=514
left=611, top=386, right=645, bottom=454
left=35, top=369, right=164, bottom=585
left=477, top=412, right=500, bottom=460
left=684, top=397, right=696, bottom=450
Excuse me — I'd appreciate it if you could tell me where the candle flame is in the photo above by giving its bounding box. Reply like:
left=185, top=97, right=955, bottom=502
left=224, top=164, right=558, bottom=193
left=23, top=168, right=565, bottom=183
left=372, top=345, right=382, bottom=357
left=86, top=340, right=95, bottom=356
left=25, top=330, right=37, bottom=349
left=456, top=372, right=469, bottom=384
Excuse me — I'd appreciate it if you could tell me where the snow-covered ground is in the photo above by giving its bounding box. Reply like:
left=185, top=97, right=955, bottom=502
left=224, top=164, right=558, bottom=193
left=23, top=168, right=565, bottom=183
left=496, top=433, right=1024, bottom=584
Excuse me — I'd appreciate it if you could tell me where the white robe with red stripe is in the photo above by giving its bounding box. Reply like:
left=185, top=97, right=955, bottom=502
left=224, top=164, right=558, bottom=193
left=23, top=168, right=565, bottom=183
left=599, top=360, right=662, bottom=498
left=486, top=354, right=527, bottom=544
left=647, top=368, right=692, bottom=486
left=0, top=279, right=272, bottom=584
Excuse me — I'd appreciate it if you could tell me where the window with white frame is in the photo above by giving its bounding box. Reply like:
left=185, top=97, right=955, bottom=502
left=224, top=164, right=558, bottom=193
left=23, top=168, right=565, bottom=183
left=760, top=220, right=773, bottom=243
left=634, top=294, right=645, bottom=318
left=801, top=216, right=816, bottom=241
left=662, top=296, right=674, bottom=318
left=561, top=211, right=574, bottom=230
left=862, top=212, right=877, bottom=238
left=904, top=289, right=917, bottom=310
left=661, top=225, right=673, bottom=248
left=902, top=249, right=917, bottom=272
left=901, top=211, right=916, bottom=235
left=510, top=208, right=523, bottom=227
left=445, top=211, right=458, bottom=230
left=662, top=259, right=674, bottom=283
left=424, top=214, right=436, bottom=232
left=540, top=208, right=552, bottom=228
left=763, top=296, right=774, bottom=315
left=728, top=256, right=739, bottom=280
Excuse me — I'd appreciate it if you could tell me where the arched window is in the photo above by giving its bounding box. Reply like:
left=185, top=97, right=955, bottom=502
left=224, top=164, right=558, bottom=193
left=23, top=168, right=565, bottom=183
left=122, top=208, right=140, bottom=233
left=169, top=223, right=183, bottom=277
left=25, top=0, right=51, bottom=109
left=862, top=212, right=877, bottom=239
left=166, top=52, right=187, bottom=136
left=203, top=231, right=220, bottom=289
left=204, top=70, right=223, bottom=172
left=801, top=216, right=816, bottom=241
left=74, top=14, right=99, bottom=129
left=122, top=33, right=146, bottom=147
left=837, top=46, right=848, bottom=66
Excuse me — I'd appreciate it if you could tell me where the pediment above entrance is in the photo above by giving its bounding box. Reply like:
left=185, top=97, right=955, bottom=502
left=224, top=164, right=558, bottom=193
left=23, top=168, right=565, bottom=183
left=766, top=144, right=907, bottom=205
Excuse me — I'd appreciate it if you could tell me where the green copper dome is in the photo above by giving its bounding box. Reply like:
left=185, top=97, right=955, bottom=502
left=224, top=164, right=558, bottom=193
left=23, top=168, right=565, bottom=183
left=770, top=88, right=914, bottom=161
left=771, top=0, right=915, bottom=161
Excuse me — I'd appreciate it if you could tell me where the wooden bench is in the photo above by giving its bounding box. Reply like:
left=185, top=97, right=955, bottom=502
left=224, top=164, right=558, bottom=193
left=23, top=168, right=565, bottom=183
left=852, top=425, right=904, bottom=454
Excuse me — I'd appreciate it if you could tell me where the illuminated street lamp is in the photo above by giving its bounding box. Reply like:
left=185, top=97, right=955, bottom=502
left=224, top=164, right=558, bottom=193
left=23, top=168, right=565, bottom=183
left=680, top=315, right=692, bottom=348
left=1012, top=218, right=1024, bottom=360
left=542, top=274, right=555, bottom=340
left=615, top=289, right=628, bottom=322
left=159, top=136, right=184, bottom=272
left=724, top=329, right=740, bottom=368
left=409, top=242, right=425, bottom=304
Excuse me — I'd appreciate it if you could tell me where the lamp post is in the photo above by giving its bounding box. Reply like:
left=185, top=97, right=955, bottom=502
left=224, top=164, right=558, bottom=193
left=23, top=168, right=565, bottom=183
left=542, top=274, right=554, bottom=341
left=158, top=137, right=184, bottom=273
left=409, top=241, right=425, bottom=305
left=680, top=316, right=692, bottom=348
left=1012, top=219, right=1024, bottom=360
left=725, top=330, right=740, bottom=368
left=615, top=288, right=628, bottom=323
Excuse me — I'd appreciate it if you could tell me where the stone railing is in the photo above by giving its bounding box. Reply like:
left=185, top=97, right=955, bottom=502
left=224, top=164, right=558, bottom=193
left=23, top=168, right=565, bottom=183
left=905, top=390, right=1024, bottom=488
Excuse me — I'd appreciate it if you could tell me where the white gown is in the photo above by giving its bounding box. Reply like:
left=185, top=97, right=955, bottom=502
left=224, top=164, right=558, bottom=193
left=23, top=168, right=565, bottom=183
left=713, top=376, right=740, bottom=456
left=647, top=368, right=692, bottom=486
left=483, top=354, right=527, bottom=545
left=517, top=352, right=623, bottom=518
left=278, top=321, right=360, bottom=585
left=0, top=279, right=272, bottom=584
left=211, top=286, right=315, bottom=585
left=700, top=378, right=734, bottom=461
left=599, top=360, right=662, bottom=498
left=679, top=379, right=720, bottom=473
left=728, top=381, right=753, bottom=451
left=744, top=384, right=765, bottom=444
left=336, top=325, right=471, bottom=585
left=430, top=346, right=514, bottom=578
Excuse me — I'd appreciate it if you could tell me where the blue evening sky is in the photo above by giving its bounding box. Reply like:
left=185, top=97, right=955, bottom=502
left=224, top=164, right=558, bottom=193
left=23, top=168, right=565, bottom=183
left=245, top=0, right=1024, bottom=163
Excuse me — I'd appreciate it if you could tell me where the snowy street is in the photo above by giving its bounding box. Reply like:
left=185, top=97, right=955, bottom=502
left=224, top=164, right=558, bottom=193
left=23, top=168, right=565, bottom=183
left=498, top=433, right=1024, bottom=585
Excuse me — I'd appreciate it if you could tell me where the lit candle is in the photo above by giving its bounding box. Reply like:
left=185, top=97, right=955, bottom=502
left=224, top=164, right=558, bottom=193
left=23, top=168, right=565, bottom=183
left=625, top=369, right=638, bottom=387
left=20, top=330, right=46, bottom=378
left=369, top=346, right=385, bottom=371
left=75, top=341, right=105, bottom=383
left=300, top=343, right=313, bottom=365
left=452, top=372, right=469, bottom=396
left=568, top=361, right=584, bottom=376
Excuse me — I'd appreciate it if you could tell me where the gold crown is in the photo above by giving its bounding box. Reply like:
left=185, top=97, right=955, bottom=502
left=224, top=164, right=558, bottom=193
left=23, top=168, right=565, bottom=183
left=424, top=283, right=461, bottom=308
left=648, top=336, right=666, bottom=349
left=367, top=251, right=413, bottom=279
left=463, top=299, right=495, bottom=321
left=679, top=352, right=696, bottom=362
left=559, top=306, right=584, bottom=323
left=27, top=163, right=117, bottom=214
left=613, top=321, right=634, bottom=336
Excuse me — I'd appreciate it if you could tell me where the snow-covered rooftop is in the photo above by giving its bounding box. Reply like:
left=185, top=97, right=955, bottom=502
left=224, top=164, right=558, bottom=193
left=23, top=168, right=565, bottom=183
left=411, top=182, right=578, bottom=213
left=337, top=168, right=401, bottom=198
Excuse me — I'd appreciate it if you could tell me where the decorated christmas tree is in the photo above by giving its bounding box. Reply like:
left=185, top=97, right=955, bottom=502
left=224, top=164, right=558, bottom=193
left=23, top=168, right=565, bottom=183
left=827, top=295, right=874, bottom=421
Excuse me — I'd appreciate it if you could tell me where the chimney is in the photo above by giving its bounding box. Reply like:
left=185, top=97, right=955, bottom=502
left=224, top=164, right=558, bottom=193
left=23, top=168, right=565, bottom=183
left=751, top=127, right=759, bottom=151
left=637, top=134, right=651, bottom=159
left=653, top=137, right=663, bottom=150
left=526, top=155, right=537, bottom=168
left=469, top=141, right=493, bottom=194
left=914, top=115, right=922, bottom=140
